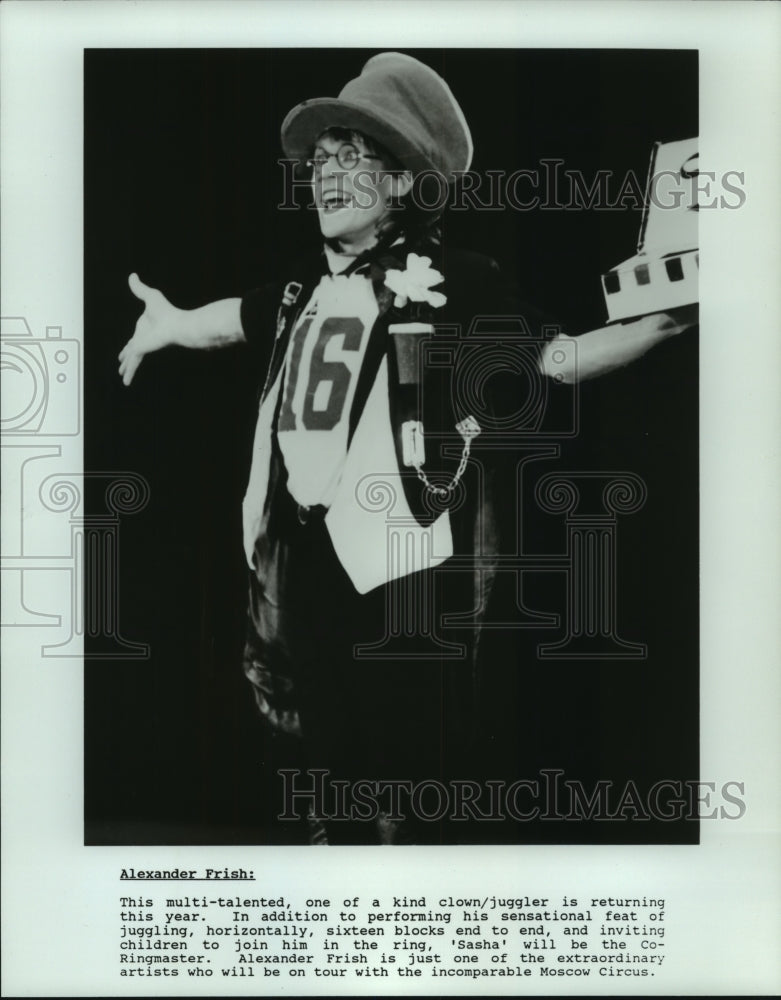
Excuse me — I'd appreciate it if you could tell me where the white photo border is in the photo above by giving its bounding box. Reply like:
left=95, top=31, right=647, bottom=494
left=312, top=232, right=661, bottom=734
left=2, top=1, right=780, bottom=996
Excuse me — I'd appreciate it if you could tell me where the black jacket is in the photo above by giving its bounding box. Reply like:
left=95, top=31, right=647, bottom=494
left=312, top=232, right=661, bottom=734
left=241, top=238, right=552, bottom=727
left=240, top=236, right=547, bottom=533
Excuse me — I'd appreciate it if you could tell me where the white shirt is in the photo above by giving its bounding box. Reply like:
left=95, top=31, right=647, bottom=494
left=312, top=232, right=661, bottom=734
left=276, top=268, right=379, bottom=508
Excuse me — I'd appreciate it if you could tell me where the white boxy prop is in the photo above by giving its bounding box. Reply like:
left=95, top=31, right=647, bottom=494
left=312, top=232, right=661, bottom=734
left=601, top=138, right=699, bottom=322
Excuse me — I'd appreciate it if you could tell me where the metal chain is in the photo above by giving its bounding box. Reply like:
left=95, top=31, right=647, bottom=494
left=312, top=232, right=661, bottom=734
left=414, top=438, right=473, bottom=498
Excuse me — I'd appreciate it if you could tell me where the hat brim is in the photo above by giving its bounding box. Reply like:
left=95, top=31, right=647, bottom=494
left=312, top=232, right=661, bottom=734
left=281, top=98, right=443, bottom=178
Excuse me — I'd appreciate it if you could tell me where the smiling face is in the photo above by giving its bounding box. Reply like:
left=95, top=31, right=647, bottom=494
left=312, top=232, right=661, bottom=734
left=310, top=129, right=412, bottom=254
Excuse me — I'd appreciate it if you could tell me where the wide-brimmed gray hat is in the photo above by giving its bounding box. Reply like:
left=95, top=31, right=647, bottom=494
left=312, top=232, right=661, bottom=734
left=280, top=52, right=473, bottom=179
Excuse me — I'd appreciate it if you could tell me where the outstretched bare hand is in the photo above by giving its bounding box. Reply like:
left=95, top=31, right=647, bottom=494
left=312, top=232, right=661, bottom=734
left=119, top=273, right=185, bottom=385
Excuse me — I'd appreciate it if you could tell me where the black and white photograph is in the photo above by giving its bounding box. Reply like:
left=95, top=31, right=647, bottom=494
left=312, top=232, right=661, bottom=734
left=2, top=2, right=779, bottom=996
left=84, top=46, right=703, bottom=848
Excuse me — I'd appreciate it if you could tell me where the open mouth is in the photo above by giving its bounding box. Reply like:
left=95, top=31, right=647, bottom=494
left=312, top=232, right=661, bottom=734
left=319, top=191, right=353, bottom=213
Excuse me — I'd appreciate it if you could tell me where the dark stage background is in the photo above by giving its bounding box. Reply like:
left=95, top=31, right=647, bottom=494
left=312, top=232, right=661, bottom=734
left=84, top=49, right=698, bottom=845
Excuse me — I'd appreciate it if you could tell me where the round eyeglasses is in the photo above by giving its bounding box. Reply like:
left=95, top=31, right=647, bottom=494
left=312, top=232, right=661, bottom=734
left=305, top=142, right=382, bottom=174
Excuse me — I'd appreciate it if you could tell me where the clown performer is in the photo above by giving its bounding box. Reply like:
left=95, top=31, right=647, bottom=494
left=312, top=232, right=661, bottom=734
left=119, top=53, right=697, bottom=844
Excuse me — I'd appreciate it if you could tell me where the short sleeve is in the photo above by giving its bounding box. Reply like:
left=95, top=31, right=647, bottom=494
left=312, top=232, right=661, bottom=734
left=240, top=281, right=282, bottom=377
left=440, top=249, right=571, bottom=433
